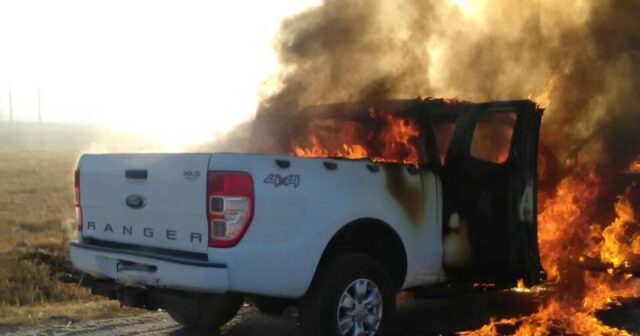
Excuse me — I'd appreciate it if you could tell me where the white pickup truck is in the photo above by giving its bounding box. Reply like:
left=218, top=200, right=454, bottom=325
left=70, top=99, right=544, bottom=336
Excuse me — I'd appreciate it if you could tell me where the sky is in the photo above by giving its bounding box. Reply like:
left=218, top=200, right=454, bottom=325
left=0, top=0, right=320, bottom=148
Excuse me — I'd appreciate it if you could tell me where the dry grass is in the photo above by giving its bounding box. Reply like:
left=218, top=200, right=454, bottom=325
left=0, top=300, right=140, bottom=327
left=0, top=242, right=86, bottom=306
left=0, top=149, right=142, bottom=326
left=0, top=150, right=78, bottom=252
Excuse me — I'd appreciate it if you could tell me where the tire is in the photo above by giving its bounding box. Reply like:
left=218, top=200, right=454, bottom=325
left=300, top=253, right=396, bottom=336
left=252, top=296, right=290, bottom=316
left=167, top=293, right=243, bottom=329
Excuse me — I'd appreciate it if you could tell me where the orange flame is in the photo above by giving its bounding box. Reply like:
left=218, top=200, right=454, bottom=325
left=530, top=74, right=558, bottom=109
left=293, top=136, right=369, bottom=159
left=537, top=159, right=601, bottom=280
left=628, top=157, right=640, bottom=174
left=461, top=297, right=635, bottom=336
left=291, top=97, right=640, bottom=335
left=291, top=106, right=420, bottom=164
left=373, top=111, right=420, bottom=164
left=598, top=187, right=640, bottom=269
left=462, top=153, right=640, bottom=335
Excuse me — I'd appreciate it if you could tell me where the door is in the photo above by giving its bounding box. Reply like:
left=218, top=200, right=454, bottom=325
left=440, top=100, right=544, bottom=286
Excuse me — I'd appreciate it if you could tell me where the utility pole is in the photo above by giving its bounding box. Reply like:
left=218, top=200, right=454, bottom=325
left=8, top=83, right=13, bottom=122
left=38, top=86, right=42, bottom=123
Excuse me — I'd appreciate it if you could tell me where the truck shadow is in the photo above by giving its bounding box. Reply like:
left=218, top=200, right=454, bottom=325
left=169, top=291, right=540, bottom=336
left=391, top=291, right=539, bottom=335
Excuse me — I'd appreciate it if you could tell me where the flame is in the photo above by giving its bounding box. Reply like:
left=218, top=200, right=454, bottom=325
left=293, top=136, right=369, bottom=159
left=530, top=74, right=558, bottom=109
left=511, top=278, right=534, bottom=294
left=373, top=111, right=420, bottom=164
left=598, top=188, right=640, bottom=269
left=628, top=157, right=640, bottom=174
left=291, top=106, right=420, bottom=164
left=461, top=298, right=635, bottom=336
left=291, top=97, right=640, bottom=335
left=461, top=153, right=640, bottom=335
left=537, top=160, right=602, bottom=280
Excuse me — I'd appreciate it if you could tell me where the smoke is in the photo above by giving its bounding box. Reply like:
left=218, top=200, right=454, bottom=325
left=212, top=0, right=640, bottom=250
left=234, top=0, right=640, bottom=173
left=205, top=1, right=640, bottom=332
left=249, top=0, right=437, bottom=152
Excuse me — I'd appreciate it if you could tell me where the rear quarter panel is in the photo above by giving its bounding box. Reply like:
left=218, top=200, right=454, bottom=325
left=208, top=153, right=443, bottom=298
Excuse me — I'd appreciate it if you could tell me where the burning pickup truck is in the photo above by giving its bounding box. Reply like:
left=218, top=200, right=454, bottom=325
left=69, top=98, right=545, bottom=336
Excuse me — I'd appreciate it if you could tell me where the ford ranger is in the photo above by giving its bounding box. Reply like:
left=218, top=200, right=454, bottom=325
left=69, top=99, right=545, bottom=336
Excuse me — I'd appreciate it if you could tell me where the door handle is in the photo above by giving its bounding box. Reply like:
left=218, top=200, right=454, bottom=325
left=125, top=169, right=148, bottom=180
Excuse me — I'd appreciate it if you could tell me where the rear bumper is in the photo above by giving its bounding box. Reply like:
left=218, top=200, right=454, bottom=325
left=85, top=278, right=239, bottom=314
left=69, top=240, right=230, bottom=293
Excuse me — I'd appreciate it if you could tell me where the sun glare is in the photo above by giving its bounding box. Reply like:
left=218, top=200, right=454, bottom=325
left=449, top=0, right=481, bottom=18
left=450, top=0, right=471, bottom=8
left=0, top=0, right=321, bottom=150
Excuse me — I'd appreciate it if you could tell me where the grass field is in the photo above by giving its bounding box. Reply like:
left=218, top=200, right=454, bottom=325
left=0, top=123, right=155, bottom=326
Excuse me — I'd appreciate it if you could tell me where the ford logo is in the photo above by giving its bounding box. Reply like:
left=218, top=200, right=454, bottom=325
left=125, top=195, right=146, bottom=209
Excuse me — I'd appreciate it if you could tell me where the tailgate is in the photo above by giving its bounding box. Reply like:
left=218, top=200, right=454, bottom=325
left=78, top=153, right=211, bottom=253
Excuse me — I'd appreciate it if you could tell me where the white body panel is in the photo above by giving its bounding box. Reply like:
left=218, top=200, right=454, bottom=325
left=69, top=241, right=230, bottom=293
left=79, top=154, right=210, bottom=253
left=72, top=152, right=445, bottom=298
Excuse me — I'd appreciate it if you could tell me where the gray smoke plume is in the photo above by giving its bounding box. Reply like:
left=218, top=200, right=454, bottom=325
left=200, top=0, right=640, bottom=192
left=202, top=2, right=640, bottom=333
left=240, top=0, right=640, bottom=175
left=249, top=0, right=438, bottom=153
left=242, top=0, right=640, bottom=292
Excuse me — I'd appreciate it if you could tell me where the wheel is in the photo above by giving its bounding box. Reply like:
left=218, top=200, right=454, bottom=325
left=252, top=296, right=291, bottom=316
left=167, top=293, right=243, bottom=329
left=300, top=253, right=396, bottom=336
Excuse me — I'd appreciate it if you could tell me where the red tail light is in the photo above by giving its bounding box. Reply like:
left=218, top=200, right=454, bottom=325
left=207, top=171, right=254, bottom=247
left=74, top=169, right=83, bottom=231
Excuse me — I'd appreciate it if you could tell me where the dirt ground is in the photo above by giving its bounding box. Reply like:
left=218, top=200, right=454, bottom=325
left=0, top=291, right=535, bottom=336
left=3, top=290, right=639, bottom=336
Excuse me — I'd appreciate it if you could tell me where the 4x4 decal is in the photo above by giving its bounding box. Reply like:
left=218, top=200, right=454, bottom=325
left=264, top=174, right=300, bottom=188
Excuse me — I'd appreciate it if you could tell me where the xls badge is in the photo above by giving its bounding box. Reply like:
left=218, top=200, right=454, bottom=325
left=264, top=174, right=300, bottom=188
left=183, top=170, right=201, bottom=182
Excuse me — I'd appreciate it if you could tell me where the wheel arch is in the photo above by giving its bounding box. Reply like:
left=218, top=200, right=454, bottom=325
left=312, top=218, right=408, bottom=290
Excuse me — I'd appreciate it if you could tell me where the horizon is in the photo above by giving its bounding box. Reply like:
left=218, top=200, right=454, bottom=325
left=0, top=0, right=320, bottom=150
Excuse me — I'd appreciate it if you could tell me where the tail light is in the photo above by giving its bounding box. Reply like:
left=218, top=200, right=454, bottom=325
left=207, top=171, right=254, bottom=247
left=74, top=169, right=83, bottom=231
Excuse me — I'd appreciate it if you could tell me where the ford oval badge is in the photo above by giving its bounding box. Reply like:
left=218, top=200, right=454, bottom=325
left=126, top=194, right=146, bottom=209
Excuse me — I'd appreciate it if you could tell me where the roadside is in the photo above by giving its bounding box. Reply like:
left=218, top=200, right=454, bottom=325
left=5, top=290, right=639, bottom=336
left=1, top=291, right=541, bottom=336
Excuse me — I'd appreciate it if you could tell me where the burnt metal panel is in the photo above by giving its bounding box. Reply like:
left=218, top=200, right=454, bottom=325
left=268, top=98, right=545, bottom=286
left=439, top=100, right=545, bottom=286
